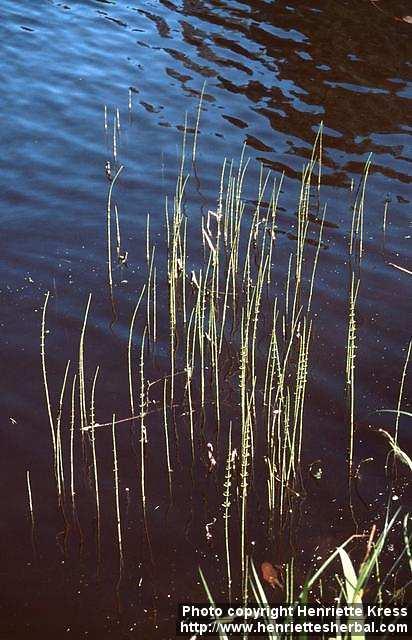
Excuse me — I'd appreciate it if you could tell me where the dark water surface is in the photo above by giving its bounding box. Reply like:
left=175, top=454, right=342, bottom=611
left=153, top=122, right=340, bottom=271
left=1, top=0, right=411, bottom=638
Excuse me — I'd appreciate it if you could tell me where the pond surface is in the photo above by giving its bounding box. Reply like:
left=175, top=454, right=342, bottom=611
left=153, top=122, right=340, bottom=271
left=0, top=1, right=411, bottom=638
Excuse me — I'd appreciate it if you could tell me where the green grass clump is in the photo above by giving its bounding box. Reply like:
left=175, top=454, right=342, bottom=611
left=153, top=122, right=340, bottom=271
left=37, top=108, right=410, bottom=636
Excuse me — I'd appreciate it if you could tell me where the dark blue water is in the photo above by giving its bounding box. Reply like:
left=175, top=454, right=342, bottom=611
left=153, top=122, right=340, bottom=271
left=0, top=1, right=411, bottom=637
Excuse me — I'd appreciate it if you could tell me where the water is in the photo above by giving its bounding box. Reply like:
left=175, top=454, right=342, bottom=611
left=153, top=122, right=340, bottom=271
left=1, top=1, right=411, bottom=637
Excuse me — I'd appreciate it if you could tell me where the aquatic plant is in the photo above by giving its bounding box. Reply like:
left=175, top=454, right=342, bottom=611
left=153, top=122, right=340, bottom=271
left=37, top=110, right=410, bottom=637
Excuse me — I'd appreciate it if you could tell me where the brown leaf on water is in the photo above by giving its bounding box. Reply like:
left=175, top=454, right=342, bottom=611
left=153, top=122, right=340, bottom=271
left=261, top=562, right=284, bottom=590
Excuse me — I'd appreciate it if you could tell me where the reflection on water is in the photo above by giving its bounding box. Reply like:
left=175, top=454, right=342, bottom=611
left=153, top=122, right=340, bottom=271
left=0, top=0, right=411, bottom=637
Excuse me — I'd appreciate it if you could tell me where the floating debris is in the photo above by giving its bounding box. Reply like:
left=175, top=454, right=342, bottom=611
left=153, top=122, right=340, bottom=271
left=205, top=517, right=217, bottom=542
left=261, top=562, right=284, bottom=590
left=207, top=443, right=216, bottom=472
